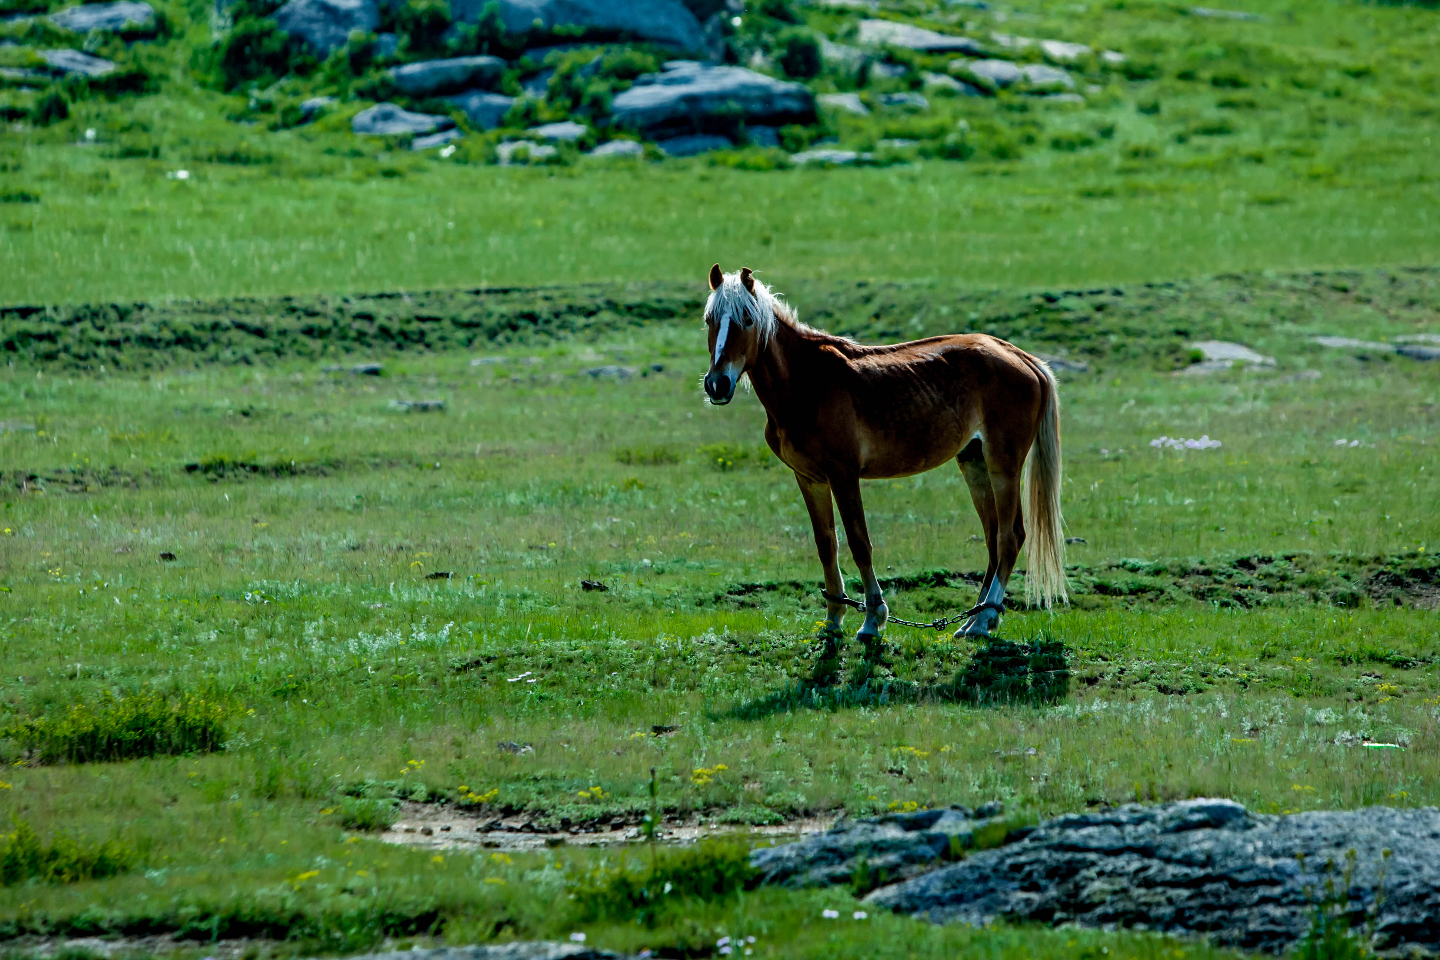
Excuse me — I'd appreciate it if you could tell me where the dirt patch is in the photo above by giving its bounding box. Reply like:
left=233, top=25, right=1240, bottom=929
left=378, top=802, right=838, bottom=853
left=2, top=467, right=143, bottom=494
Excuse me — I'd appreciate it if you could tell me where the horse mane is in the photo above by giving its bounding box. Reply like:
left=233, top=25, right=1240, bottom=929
left=706, top=271, right=866, bottom=356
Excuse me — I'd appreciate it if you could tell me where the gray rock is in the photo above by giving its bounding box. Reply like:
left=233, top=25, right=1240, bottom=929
left=962, top=58, right=1022, bottom=87
left=327, top=943, right=634, bottom=960
left=1396, top=333, right=1440, bottom=344
left=390, top=399, right=446, bottom=411
left=880, top=92, right=927, bottom=110
left=868, top=62, right=908, bottom=81
left=752, top=804, right=1006, bottom=888
left=865, top=800, right=1440, bottom=956
left=1021, top=63, right=1074, bottom=89
left=38, top=49, right=115, bottom=76
left=446, top=90, right=514, bottom=130
left=297, top=96, right=335, bottom=123
left=583, top=365, right=636, bottom=378
left=373, top=31, right=398, bottom=59
left=1397, top=345, right=1440, bottom=361
left=0, top=67, right=48, bottom=84
left=1312, top=335, right=1394, bottom=352
left=496, top=140, right=557, bottom=164
left=352, top=103, right=455, bottom=136
left=273, top=0, right=378, bottom=56
left=530, top=120, right=587, bottom=140
left=47, top=0, right=154, bottom=33
left=656, top=133, right=732, bottom=156
left=610, top=60, right=814, bottom=140
left=447, top=0, right=707, bottom=54
left=1046, top=92, right=1085, bottom=104
left=791, top=148, right=867, bottom=165
left=1191, top=6, right=1263, bottom=20
left=411, top=128, right=462, bottom=150
left=818, top=92, right=868, bottom=115
left=923, top=71, right=982, bottom=96
left=818, top=36, right=865, bottom=73
left=1190, top=340, right=1275, bottom=366
left=521, top=68, right=554, bottom=98
left=747, top=124, right=779, bottom=148
left=390, top=56, right=505, bottom=97
left=589, top=139, right=644, bottom=157
left=856, top=18, right=985, bottom=54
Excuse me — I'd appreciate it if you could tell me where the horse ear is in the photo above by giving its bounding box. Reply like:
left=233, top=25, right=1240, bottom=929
left=708, top=264, right=723, bottom=290
left=740, top=267, right=754, bottom=293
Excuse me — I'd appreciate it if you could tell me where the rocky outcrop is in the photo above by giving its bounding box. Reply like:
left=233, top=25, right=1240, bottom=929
left=751, top=804, right=1005, bottom=889
left=856, top=19, right=984, bottom=54
left=446, top=0, right=708, bottom=54
left=589, top=139, right=644, bottom=157
left=390, top=56, right=505, bottom=97
left=352, top=103, right=455, bottom=135
left=38, top=49, right=116, bottom=77
left=446, top=90, right=514, bottom=130
left=610, top=60, right=814, bottom=140
left=863, top=800, right=1440, bottom=955
left=273, top=0, right=378, bottom=56
left=326, top=944, right=634, bottom=960
left=960, top=59, right=1073, bottom=90
left=48, top=1, right=155, bottom=33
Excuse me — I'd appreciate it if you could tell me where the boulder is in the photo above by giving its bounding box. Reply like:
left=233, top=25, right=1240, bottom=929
left=496, top=140, right=557, bottom=164
left=818, top=92, right=868, bottom=115
left=962, top=58, right=1022, bottom=87
left=272, top=0, right=378, bottom=56
left=530, top=120, right=587, bottom=140
left=411, top=128, right=462, bottom=150
left=791, top=148, right=868, bottom=165
left=864, top=800, right=1440, bottom=956
left=297, top=96, right=335, bottom=123
left=856, top=18, right=985, bottom=54
left=446, top=90, right=514, bottom=130
left=751, top=805, right=1005, bottom=888
left=352, top=103, right=454, bottom=136
left=1191, top=6, right=1263, bottom=20
left=867, top=62, right=907, bottom=80
left=747, top=125, right=779, bottom=148
left=589, top=139, right=644, bottom=157
left=1398, top=345, right=1440, bottom=361
left=1021, top=63, right=1074, bottom=89
left=447, top=0, right=708, bottom=54
left=390, top=56, right=505, bottom=97
left=47, top=0, right=154, bottom=33
left=610, top=60, right=815, bottom=140
left=923, top=72, right=983, bottom=96
left=879, top=91, right=927, bottom=110
left=656, top=133, right=731, bottom=156
left=1190, top=340, right=1275, bottom=366
left=38, top=49, right=115, bottom=77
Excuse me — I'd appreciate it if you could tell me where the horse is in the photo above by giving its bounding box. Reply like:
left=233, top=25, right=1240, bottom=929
left=701, top=264, right=1066, bottom=647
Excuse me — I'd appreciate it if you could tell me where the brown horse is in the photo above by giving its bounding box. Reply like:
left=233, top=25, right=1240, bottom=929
left=702, top=264, right=1066, bottom=643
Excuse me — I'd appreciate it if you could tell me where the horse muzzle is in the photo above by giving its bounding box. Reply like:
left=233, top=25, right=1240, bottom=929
left=704, top=370, right=735, bottom=405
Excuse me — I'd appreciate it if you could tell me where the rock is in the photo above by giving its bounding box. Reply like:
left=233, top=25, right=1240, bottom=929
left=373, top=31, right=398, bottom=59
left=38, top=49, right=115, bottom=77
left=530, top=120, right=587, bottom=141
left=521, top=68, right=554, bottom=98
left=584, top=365, right=636, bottom=378
left=297, top=96, right=334, bottom=123
left=791, top=148, right=868, bottom=165
left=1312, top=335, right=1394, bottom=352
left=0, top=67, right=48, bottom=84
left=610, top=60, right=815, bottom=140
left=751, top=804, right=1006, bottom=888
left=47, top=0, right=154, bottom=33
left=961, top=58, right=1022, bottom=87
left=411, top=128, right=462, bottom=150
left=1021, top=63, right=1074, bottom=89
left=496, top=140, right=557, bottom=164
left=747, top=124, right=779, bottom=148
left=856, top=18, right=985, bottom=54
left=497, top=740, right=534, bottom=755
left=1102, top=50, right=1126, bottom=64
left=923, top=71, right=983, bottom=96
left=352, top=103, right=455, bottom=136
left=1190, top=340, right=1275, bottom=366
left=390, top=399, right=446, bottom=411
left=589, top=139, right=644, bottom=157
left=879, top=92, right=927, bottom=110
left=350, top=363, right=384, bottom=375
left=868, top=62, right=908, bottom=81
left=818, top=37, right=865, bottom=73
left=1046, top=93, right=1085, bottom=104
left=1039, top=38, right=1091, bottom=62
left=326, top=944, right=634, bottom=960
left=657, top=133, right=732, bottom=156
left=818, top=92, right=868, bottom=115
left=877, top=138, right=916, bottom=149
left=390, top=55, right=505, bottom=97
left=865, top=800, right=1440, bottom=956
left=1396, top=333, right=1440, bottom=344
left=273, top=0, right=378, bottom=56
left=1191, top=6, right=1263, bottom=20
left=446, top=90, right=514, bottom=130
left=447, top=0, right=707, bottom=54
left=1398, top=345, right=1440, bottom=361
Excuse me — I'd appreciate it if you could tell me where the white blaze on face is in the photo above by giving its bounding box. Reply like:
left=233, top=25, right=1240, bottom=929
left=712, top=314, right=731, bottom=368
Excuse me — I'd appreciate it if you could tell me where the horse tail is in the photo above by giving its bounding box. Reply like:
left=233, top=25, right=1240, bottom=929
left=1022, top=355, right=1068, bottom=609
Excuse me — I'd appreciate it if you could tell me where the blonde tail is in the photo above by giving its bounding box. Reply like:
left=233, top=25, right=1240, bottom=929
left=1023, top=358, right=1068, bottom=609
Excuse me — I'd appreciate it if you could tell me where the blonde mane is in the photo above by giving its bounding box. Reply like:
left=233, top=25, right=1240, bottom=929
left=704, top=270, right=787, bottom=348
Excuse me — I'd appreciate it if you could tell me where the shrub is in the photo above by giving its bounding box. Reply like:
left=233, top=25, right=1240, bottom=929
left=0, top=818, right=137, bottom=885
left=5, top=693, right=228, bottom=764
left=613, top=445, right=679, bottom=466
left=445, top=0, right=512, bottom=57
left=572, top=842, right=756, bottom=924
left=30, top=89, right=67, bottom=126
left=390, top=0, right=450, bottom=57
left=776, top=28, right=821, bottom=80
left=697, top=442, right=773, bottom=471
left=755, top=0, right=801, bottom=24
left=338, top=797, right=400, bottom=832
left=213, top=18, right=310, bottom=91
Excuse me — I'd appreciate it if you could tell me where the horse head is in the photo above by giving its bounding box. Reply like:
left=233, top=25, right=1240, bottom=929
left=703, top=263, right=767, bottom=405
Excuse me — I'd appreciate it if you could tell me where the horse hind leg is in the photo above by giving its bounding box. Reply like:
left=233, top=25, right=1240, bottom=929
left=957, top=444, right=1003, bottom=639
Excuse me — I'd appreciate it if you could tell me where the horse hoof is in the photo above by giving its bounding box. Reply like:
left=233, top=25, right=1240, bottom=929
left=954, top=612, right=999, bottom=639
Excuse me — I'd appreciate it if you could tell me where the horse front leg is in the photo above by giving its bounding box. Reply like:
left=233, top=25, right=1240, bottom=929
left=796, top=474, right=847, bottom=684
left=830, top=476, right=888, bottom=645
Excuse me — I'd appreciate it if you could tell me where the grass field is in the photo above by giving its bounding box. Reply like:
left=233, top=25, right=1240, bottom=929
left=1, top=265, right=1438, bottom=958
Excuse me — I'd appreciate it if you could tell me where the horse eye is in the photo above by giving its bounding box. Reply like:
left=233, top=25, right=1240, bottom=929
left=742, top=315, right=754, bottom=327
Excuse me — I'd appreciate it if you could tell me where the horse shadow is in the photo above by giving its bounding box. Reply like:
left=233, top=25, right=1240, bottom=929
left=716, top=634, right=1071, bottom=722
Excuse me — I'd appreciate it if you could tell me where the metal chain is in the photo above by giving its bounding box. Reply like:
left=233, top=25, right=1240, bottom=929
left=820, top=591, right=1003, bottom=632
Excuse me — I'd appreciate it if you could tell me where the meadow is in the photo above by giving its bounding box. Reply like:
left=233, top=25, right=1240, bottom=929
left=1, top=264, right=1438, bottom=958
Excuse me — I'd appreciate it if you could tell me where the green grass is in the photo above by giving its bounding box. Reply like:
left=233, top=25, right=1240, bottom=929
left=1, top=0, right=1439, bottom=302
left=0, top=266, right=1437, bottom=955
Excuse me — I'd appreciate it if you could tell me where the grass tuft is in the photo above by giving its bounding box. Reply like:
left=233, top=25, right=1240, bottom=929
left=0, top=818, right=137, bottom=886
left=572, top=842, right=757, bottom=924
left=4, top=694, right=228, bottom=765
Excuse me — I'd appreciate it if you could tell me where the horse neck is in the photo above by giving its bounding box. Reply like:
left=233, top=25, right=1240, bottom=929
left=747, top=318, right=818, bottom=413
